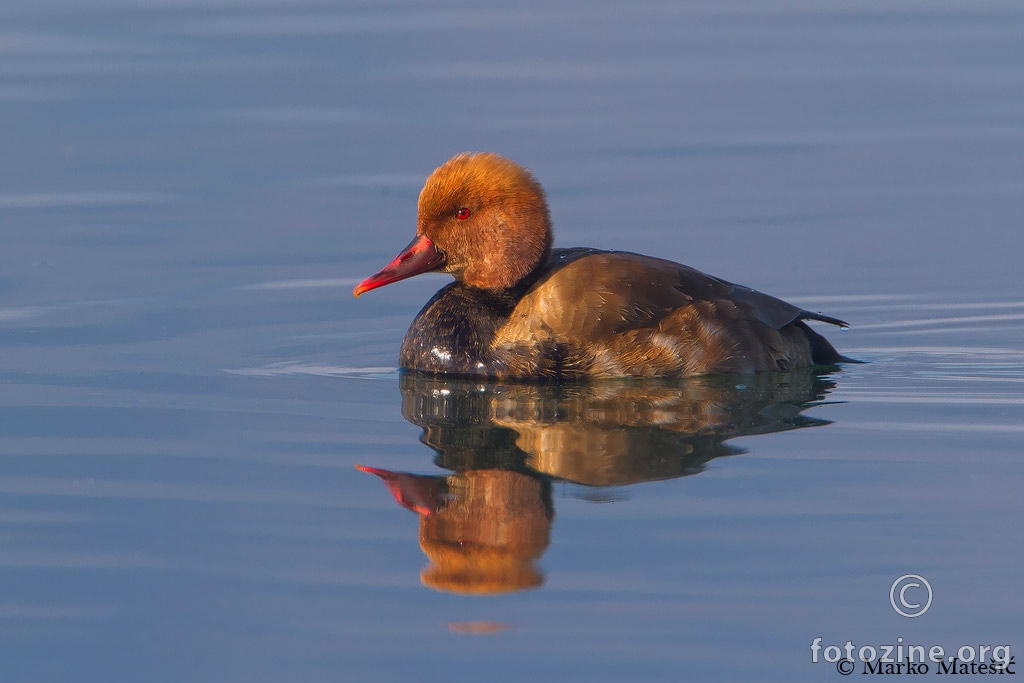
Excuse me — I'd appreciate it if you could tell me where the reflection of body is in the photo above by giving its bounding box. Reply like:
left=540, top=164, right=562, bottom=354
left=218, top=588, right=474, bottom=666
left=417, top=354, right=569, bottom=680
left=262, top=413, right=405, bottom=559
left=357, top=370, right=837, bottom=594
left=354, top=153, right=850, bottom=378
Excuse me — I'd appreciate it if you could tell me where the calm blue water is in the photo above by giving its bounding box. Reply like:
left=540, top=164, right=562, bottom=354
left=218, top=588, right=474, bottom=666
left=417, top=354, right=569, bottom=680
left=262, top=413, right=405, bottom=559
left=1, top=1, right=1022, bottom=681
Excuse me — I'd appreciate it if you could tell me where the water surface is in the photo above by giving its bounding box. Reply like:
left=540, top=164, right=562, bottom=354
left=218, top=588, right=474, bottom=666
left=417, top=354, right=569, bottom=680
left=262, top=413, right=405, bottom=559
left=1, top=1, right=1022, bottom=681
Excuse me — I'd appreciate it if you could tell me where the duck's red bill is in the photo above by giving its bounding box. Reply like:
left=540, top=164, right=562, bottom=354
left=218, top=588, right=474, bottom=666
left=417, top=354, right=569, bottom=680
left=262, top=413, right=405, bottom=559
left=353, top=234, right=446, bottom=297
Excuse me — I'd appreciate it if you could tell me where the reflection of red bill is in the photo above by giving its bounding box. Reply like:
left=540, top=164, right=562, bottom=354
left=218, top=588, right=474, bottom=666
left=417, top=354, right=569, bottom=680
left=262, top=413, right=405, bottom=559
left=447, top=621, right=513, bottom=635
left=355, top=464, right=443, bottom=516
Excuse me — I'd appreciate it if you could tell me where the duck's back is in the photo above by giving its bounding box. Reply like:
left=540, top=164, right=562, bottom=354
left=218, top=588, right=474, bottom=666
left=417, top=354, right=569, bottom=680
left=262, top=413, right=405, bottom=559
left=401, top=249, right=844, bottom=379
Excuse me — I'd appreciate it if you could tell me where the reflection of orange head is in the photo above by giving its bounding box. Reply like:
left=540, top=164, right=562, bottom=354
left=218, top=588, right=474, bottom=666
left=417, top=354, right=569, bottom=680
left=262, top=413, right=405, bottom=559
left=419, top=470, right=552, bottom=594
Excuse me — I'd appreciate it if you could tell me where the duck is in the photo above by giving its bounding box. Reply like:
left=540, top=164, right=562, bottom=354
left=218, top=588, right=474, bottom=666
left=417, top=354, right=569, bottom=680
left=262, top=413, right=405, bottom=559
left=353, top=152, right=849, bottom=379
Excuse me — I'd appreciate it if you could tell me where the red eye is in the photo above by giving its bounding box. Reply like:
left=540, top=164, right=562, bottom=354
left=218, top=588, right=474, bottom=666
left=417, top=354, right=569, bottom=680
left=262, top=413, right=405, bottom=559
left=455, top=207, right=471, bottom=220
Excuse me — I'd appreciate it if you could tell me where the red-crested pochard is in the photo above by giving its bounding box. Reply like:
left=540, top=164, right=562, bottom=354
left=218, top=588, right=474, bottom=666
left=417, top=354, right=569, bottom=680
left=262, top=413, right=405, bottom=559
left=354, top=153, right=849, bottom=378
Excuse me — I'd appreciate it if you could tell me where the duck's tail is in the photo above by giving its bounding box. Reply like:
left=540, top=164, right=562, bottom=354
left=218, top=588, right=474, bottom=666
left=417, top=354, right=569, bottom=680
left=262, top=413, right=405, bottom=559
left=798, top=311, right=849, bottom=328
left=795, top=315, right=864, bottom=365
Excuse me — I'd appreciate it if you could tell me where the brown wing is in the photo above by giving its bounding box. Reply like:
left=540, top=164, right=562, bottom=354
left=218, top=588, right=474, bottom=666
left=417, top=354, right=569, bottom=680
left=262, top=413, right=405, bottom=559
left=495, top=250, right=834, bottom=339
left=494, top=251, right=695, bottom=342
left=490, top=250, right=844, bottom=377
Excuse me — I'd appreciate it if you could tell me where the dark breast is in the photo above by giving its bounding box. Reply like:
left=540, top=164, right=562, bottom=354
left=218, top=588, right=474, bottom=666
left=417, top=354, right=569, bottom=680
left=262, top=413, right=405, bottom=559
left=400, top=249, right=601, bottom=377
left=399, top=283, right=518, bottom=376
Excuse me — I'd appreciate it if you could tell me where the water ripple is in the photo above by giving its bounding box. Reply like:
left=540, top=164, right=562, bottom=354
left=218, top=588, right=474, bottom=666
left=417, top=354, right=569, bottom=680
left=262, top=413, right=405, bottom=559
left=0, top=191, right=173, bottom=209
left=225, top=362, right=398, bottom=379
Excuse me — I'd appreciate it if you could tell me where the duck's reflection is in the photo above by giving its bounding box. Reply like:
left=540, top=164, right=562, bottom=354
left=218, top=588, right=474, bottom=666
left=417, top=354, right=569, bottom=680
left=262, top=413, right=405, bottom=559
left=357, top=370, right=838, bottom=594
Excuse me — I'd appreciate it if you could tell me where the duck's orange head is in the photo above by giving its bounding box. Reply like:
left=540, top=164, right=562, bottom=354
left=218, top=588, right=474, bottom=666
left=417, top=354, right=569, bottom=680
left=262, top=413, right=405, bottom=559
left=354, top=153, right=553, bottom=296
